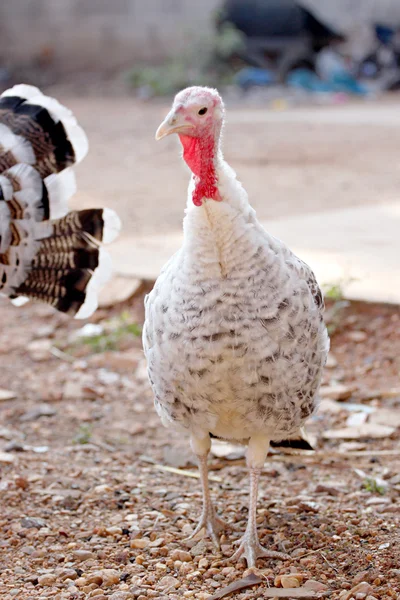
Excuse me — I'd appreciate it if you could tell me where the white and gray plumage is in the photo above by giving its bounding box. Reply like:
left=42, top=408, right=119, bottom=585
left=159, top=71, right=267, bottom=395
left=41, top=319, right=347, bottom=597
left=0, top=84, right=121, bottom=318
left=143, top=86, right=329, bottom=566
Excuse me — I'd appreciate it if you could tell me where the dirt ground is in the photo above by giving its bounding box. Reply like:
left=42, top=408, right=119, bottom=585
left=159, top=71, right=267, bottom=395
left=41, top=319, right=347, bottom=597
left=0, top=291, right=399, bottom=600
left=54, top=94, right=400, bottom=238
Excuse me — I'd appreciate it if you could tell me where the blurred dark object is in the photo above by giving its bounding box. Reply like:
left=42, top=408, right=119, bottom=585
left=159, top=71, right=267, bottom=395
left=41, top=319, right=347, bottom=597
left=359, top=24, right=400, bottom=90
left=216, top=0, right=345, bottom=81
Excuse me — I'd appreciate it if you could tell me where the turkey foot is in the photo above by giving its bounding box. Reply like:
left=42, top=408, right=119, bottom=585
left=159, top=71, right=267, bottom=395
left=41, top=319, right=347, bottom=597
left=230, top=463, right=290, bottom=566
left=230, top=532, right=289, bottom=567
left=187, top=508, right=229, bottom=549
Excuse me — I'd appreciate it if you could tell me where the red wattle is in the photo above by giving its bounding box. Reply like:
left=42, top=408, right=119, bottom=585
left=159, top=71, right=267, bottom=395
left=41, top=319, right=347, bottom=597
left=179, top=133, right=221, bottom=206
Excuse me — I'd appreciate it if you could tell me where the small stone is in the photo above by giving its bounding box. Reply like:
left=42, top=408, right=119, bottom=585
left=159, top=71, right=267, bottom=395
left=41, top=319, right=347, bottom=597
left=109, top=593, right=133, bottom=600
left=105, top=526, right=123, bottom=536
left=320, top=384, right=354, bottom=401
left=304, top=580, right=329, bottom=592
left=27, top=338, right=52, bottom=361
left=347, top=331, right=367, bottom=342
left=190, top=540, right=207, bottom=557
left=149, top=537, right=164, bottom=547
left=130, top=538, right=149, bottom=549
left=90, top=569, right=120, bottom=587
left=340, top=582, right=373, bottom=600
left=181, top=523, right=193, bottom=536
left=198, top=558, right=209, bottom=569
left=155, top=562, right=167, bottom=571
left=0, top=389, right=17, bottom=401
left=315, top=484, right=341, bottom=496
left=21, top=517, right=47, bottom=529
left=58, top=569, right=78, bottom=581
left=291, top=548, right=307, bottom=558
left=63, top=381, right=85, bottom=400
left=86, top=573, right=104, bottom=585
left=325, top=354, right=338, bottom=369
left=158, top=575, right=179, bottom=590
left=281, top=574, right=301, bottom=588
left=20, top=403, right=56, bottom=422
left=73, top=549, right=95, bottom=561
left=37, top=573, right=57, bottom=586
left=170, top=549, right=192, bottom=562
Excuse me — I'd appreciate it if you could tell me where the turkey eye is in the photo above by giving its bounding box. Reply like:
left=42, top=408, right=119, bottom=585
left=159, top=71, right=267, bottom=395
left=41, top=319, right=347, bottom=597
left=198, top=107, right=208, bottom=115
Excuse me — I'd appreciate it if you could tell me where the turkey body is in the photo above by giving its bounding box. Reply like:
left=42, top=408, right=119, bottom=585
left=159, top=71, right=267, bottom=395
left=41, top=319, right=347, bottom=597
left=144, top=162, right=329, bottom=443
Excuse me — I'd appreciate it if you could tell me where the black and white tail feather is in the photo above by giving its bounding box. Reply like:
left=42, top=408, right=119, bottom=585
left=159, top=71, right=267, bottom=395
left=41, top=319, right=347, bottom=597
left=0, top=84, right=121, bottom=318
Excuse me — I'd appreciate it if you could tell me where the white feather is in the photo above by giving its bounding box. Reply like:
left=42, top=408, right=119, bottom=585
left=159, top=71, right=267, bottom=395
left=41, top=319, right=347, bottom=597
left=45, top=169, right=77, bottom=219
left=0, top=123, right=35, bottom=165
left=102, top=208, right=122, bottom=244
left=1, top=84, right=43, bottom=100
left=75, top=248, right=113, bottom=320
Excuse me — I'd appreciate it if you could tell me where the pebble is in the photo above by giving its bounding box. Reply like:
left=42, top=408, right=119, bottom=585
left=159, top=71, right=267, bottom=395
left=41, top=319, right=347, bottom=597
left=198, top=558, right=209, bottom=569
left=320, top=384, right=354, bottom=401
left=304, top=580, right=329, bottom=592
left=20, top=403, right=56, bottom=422
left=181, top=523, right=193, bottom=536
left=73, top=549, right=95, bottom=561
left=130, top=538, right=149, bottom=549
left=339, top=582, right=372, bottom=600
left=347, top=331, right=367, bottom=342
left=27, top=338, right=52, bottom=361
left=277, top=574, right=302, bottom=588
left=106, top=526, right=123, bottom=536
left=109, top=593, right=133, bottom=600
left=90, top=569, right=120, bottom=587
left=290, top=548, right=307, bottom=558
left=21, top=517, right=47, bottom=529
left=170, top=549, right=192, bottom=562
left=325, top=354, right=338, bottom=368
left=58, top=568, right=78, bottom=581
left=158, top=575, right=179, bottom=590
left=37, top=573, right=57, bottom=586
left=190, top=540, right=207, bottom=557
left=0, top=388, right=17, bottom=401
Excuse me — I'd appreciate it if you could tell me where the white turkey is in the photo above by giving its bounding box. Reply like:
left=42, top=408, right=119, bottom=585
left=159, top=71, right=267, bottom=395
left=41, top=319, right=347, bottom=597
left=143, top=86, right=329, bottom=566
left=0, top=84, right=120, bottom=318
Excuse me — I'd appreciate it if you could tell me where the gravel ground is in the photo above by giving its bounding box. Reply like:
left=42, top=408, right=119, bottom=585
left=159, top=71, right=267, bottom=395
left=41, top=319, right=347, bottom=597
left=0, top=292, right=399, bottom=600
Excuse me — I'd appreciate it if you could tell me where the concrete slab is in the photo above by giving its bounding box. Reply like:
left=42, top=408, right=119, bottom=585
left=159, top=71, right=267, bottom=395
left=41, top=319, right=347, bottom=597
left=109, top=201, right=400, bottom=305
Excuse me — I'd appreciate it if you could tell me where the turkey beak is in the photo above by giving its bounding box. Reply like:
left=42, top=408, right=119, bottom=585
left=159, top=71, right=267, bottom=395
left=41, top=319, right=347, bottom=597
left=155, top=110, right=194, bottom=140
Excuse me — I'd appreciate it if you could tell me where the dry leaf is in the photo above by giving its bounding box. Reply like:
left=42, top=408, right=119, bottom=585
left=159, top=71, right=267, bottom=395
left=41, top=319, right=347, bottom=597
left=209, top=574, right=316, bottom=600
left=323, top=423, right=395, bottom=440
left=209, top=574, right=262, bottom=599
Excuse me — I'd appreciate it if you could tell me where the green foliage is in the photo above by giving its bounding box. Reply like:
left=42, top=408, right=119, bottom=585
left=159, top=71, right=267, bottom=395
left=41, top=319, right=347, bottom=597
left=323, top=282, right=346, bottom=302
left=81, top=313, right=142, bottom=353
left=322, top=278, right=356, bottom=335
left=363, top=478, right=386, bottom=495
left=73, top=424, right=92, bottom=445
left=126, top=24, right=245, bottom=96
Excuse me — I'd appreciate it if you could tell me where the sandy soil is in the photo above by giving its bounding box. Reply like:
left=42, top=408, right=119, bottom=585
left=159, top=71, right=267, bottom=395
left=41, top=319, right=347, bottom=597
left=0, top=293, right=399, bottom=600
left=56, top=96, right=400, bottom=237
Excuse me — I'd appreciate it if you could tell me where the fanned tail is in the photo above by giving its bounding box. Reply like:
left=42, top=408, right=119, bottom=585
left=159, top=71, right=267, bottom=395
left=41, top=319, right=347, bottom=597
left=0, top=85, right=121, bottom=318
